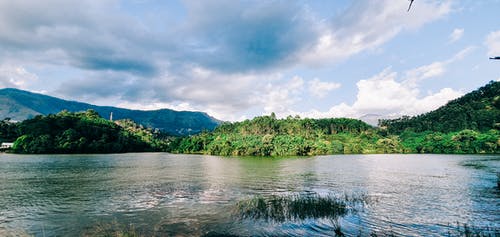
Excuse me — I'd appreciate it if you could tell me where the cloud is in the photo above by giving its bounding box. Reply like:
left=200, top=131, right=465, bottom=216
left=403, top=46, right=474, bottom=86
left=0, top=0, right=160, bottom=76
left=308, top=78, right=341, bottom=98
left=260, top=76, right=304, bottom=116
left=291, top=68, right=463, bottom=120
left=350, top=68, right=462, bottom=117
left=58, top=64, right=289, bottom=121
left=289, top=48, right=470, bottom=120
left=0, top=64, right=38, bottom=88
left=0, top=0, right=453, bottom=76
left=0, top=1, right=457, bottom=122
left=301, top=0, right=452, bottom=65
left=485, top=30, right=500, bottom=56
left=449, top=28, right=464, bottom=43
left=175, top=0, right=319, bottom=72
left=351, top=69, right=418, bottom=115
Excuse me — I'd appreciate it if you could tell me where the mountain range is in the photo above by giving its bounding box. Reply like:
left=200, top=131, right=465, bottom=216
left=0, top=88, right=220, bottom=136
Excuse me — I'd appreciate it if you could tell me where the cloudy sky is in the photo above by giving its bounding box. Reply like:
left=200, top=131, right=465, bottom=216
left=0, top=0, right=499, bottom=121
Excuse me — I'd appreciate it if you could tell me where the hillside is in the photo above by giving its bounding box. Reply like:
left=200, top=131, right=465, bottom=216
left=0, top=88, right=220, bottom=135
left=9, top=110, right=166, bottom=154
left=167, top=116, right=392, bottom=156
left=379, top=81, right=500, bottom=134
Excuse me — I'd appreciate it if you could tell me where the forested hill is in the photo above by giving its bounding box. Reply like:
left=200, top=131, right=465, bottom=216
left=214, top=115, right=372, bottom=135
left=0, top=88, right=220, bottom=135
left=379, top=81, right=500, bottom=134
left=168, top=116, right=384, bottom=156
left=8, top=110, right=168, bottom=154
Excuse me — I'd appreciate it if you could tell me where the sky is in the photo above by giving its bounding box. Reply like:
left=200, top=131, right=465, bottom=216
left=0, top=0, right=499, bottom=122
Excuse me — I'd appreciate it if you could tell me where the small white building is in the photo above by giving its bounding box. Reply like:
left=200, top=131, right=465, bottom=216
left=0, top=142, right=14, bottom=149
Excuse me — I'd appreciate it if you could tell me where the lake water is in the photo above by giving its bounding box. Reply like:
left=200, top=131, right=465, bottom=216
left=0, top=153, right=498, bottom=236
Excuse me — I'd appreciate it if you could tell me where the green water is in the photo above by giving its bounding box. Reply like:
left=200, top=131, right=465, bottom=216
left=0, top=153, right=498, bottom=236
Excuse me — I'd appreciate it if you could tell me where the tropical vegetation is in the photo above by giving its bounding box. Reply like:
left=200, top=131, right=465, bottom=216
left=1, top=110, right=169, bottom=154
left=167, top=114, right=499, bottom=156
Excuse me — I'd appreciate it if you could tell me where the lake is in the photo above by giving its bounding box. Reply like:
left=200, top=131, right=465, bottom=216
left=0, top=153, right=498, bottom=236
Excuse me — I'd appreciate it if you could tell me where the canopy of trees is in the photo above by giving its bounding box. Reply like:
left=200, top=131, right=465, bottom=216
left=168, top=114, right=499, bottom=156
left=169, top=116, right=392, bottom=156
left=3, top=110, right=169, bottom=154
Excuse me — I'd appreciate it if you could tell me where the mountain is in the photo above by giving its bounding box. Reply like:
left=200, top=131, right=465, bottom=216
left=0, top=88, right=220, bottom=135
left=379, top=81, right=500, bottom=134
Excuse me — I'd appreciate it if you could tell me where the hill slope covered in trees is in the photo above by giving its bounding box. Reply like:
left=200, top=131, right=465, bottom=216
left=168, top=116, right=407, bottom=156
left=379, top=81, right=500, bottom=133
left=0, top=88, right=220, bottom=135
left=5, top=110, right=168, bottom=154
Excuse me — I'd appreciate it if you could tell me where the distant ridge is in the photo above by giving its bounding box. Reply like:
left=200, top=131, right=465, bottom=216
left=0, top=88, right=220, bottom=135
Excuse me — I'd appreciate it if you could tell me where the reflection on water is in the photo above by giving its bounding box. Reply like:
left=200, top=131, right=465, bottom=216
left=0, top=153, right=498, bottom=236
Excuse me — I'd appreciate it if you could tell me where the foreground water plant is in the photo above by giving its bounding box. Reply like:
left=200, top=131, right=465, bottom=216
left=232, top=193, right=367, bottom=222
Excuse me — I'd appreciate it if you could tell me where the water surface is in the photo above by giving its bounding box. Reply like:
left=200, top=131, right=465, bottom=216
left=0, top=153, right=498, bottom=236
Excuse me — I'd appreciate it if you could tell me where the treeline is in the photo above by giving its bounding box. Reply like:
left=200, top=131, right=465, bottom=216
left=399, top=129, right=499, bottom=154
left=168, top=115, right=403, bottom=156
left=168, top=113, right=499, bottom=156
left=380, top=81, right=500, bottom=133
left=0, top=118, right=18, bottom=143
left=1, top=110, right=169, bottom=154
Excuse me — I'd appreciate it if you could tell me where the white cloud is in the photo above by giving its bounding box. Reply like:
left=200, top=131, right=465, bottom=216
left=485, top=30, right=500, bottom=56
left=412, top=88, right=463, bottom=114
left=351, top=69, right=419, bottom=115
left=295, top=68, right=463, bottom=120
left=403, top=46, right=474, bottom=86
left=289, top=48, right=470, bottom=121
left=260, top=76, right=304, bottom=117
left=449, top=28, right=464, bottom=43
left=308, top=78, right=341, bottom=98
left=301, top=0, right=452, bottom=65
left=403, top=62, right=446, bottom=86
left=0, top=64, right=38, bottom=88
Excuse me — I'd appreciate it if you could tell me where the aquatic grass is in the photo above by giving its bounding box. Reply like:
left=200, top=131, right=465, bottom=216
left=461, top=162, right=488, bottom=170
left=232, top=193, right=366, bottom=222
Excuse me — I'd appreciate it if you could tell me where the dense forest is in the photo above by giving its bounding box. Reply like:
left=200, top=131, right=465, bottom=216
left=168, top=116, right=383, bottom=156
left=0, top=110, right=169, bottom=154
left=167, top=114, right=499, bottom=156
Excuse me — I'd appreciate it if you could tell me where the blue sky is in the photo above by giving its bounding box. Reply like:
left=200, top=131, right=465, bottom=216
left=0, top=0, right=499, bottom=122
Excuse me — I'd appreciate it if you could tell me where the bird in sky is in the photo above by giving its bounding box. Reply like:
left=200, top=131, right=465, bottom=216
left=489, top=56, right=500, bottom=60
left=408, top=0, right=415, bottom=12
